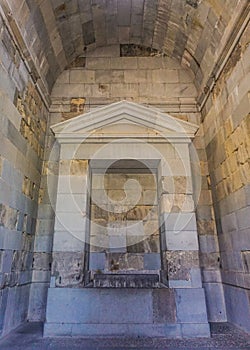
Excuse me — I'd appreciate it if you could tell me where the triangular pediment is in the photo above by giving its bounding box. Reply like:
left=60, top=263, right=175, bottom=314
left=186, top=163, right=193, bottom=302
left=51, top=100, right=198, bottom=143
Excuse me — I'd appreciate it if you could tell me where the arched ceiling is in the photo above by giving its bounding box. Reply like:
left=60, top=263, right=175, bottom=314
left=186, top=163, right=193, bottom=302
left=2, top=0, right=248, bottom=95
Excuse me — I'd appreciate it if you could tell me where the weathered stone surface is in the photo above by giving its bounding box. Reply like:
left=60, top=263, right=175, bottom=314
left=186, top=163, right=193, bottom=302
left=197, top=219, right=216, bottom=236
left=51, top=252, right=85, bottom=287
left=32, top=253, right=52, bottom=271
left=89, top=252, right=106, bottom=271
left=161, top=212, right=197, bottom=232
left=203, top=282, right=227, bottom=322
left=198, top=20, right=250, bottom=332
left=163, top=251, right=199, bottom=280
left=152, top=288, right=176, bottom=323
left=1, top=0, right=248, bottom=337
left=126, top=239, right=146, bottom=253
left=44, top=287, right=210, bottom=337
left=161, top=176, right=193, bottom=194
left=59, top=159, right=88, bottom=175
left=93, top=273, right=159, bottom=288
left=90, top=171, right=160, bottom=272
left=242, top=251, right=250, bottom=273
left=106, top=253, right=144, bottom=271
left=0, top=205, right=18, bottom=230
left=175, top=288, right=208, bottom=323
left=144, top=253, right=161, bottom=270
left=143, top=220, right=159, bottom=236
left=164, top=230, right=199, bottom=251
left=224, top=284, right=250, bottom=333
left=160, top=194, right=195, bottom=213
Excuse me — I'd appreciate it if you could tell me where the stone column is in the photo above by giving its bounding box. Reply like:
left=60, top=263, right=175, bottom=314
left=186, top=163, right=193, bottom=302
left=51, top=158, right=90, bottom=287
left=159, top=142, right=202, bottom=288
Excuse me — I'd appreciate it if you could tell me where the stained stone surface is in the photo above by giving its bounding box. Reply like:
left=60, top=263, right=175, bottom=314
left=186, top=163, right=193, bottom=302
left=51, top=252, right=85, bottom=288
left=0, top=11, right=49, bottom=337
left=90, top=172, right=160, bottom=274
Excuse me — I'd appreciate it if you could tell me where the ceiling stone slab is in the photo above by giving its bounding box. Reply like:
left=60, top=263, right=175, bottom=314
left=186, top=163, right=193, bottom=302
left=2, top=0, right=249, bottom=103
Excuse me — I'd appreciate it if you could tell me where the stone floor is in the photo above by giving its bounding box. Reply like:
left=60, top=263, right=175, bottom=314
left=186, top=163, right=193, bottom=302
left=0, top=322, right=250, bottom=349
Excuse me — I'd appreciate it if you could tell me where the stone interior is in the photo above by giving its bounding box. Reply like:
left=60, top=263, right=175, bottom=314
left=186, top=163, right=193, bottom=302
left=0, top=0, right=249, bottom=340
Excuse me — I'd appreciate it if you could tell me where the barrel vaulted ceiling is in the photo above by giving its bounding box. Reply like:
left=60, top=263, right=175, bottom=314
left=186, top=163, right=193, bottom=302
left=1, top=0, right=249, bottom=97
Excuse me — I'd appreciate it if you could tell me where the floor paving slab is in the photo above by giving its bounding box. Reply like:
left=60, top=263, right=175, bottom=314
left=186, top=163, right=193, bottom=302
left=0, top=322, right=250, bottom=349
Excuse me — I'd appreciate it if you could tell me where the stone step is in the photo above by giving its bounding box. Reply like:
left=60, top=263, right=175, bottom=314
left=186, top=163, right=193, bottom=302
left=93, top=273, right=160, bottom=288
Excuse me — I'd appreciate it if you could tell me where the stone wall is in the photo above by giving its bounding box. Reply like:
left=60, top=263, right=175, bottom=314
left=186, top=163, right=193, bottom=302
left=50, top=47, right=198, bottom=122
left=201, top=22, right=250, bottom=332
left=46, top=49, right=225, bottom=323
left=0, top=14, right=49, bottom=336
left=44, top=105, right=211, bottom=337
left=90, top=172, right=160, bottom=275
left=27, top=131, right=59, bottom=322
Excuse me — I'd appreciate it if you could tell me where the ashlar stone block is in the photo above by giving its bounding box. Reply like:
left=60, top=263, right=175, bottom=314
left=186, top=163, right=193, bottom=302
left=59, top=159, right=88, bottom=176
left=160, top=194, right=195, bottom=213
left=89, top=252, right=106, bottom=271
left=95, top=70, right=124, bottom=84
left=203, top=282, right=227, bottom=322
left=160, top=176, right=193, bottom=195
left=53, top=231, right=86, bottom=252
left=126, top=220, right=144, bottom=236
left=152, top=69, right=179, bottom=83
left=124, top=70, right=147, bottom=83
left=165, top=230, right=199, bottom=251
left=57, top=175, right=88, bottom=194
left=143, top=220, right=160, bottom=236
left=175, top=288, right=208, bottom=323
left=126, top=237, right=146, bottom=253
left=161, top=212, right=197, bottom=232
left=56, top=193, right=87, bottom=213
left=143, top=233, right=160, bottom=253
left=52, top=251, right=85, bottom=287
left=34, top=235, right=53, bottom=253
left=32, top=252, right=51, bottom=271
left=236, top=206, right=250, bottom=230
left=55, top=212, right=87, bottom=232
left=90, top=233, right=109, bottom=252
left=144, top=253, right=161, bottom=270
left=108, top=235, right=127, bottom=252
left=143, top=190, right=158, bottom=205
left=69, top=70, right=95, bottom=84
left=163, top=250, right=199, bottom=278
left=161, top=159, right=191, bottom=177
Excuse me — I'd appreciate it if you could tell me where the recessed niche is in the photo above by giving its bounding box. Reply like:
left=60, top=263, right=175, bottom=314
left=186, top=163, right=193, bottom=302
left=89, top=160, right=161, bottom=275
